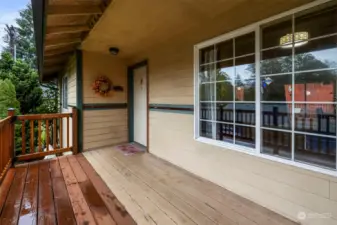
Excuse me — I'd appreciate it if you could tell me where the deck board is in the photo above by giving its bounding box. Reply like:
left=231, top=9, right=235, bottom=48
left=0, top=169, right=15, bottom=213
left=50, top=158, right=76, bottom=225
left=0, top=147, right=299, bottom=225
left=58, top=156, right=96, bottom=225
left=18, top=162, right=39, bottom=225
left=109, top=150, right=255, bottom=225
left=97, top=150, right=216, bottom=225
left=38, top=161, right=56, bottom=225
left=67, top=155, right=116, bottom=225
left=84, top=146, right=299, bottom=225
left=1, top=165, right=28, bottom=225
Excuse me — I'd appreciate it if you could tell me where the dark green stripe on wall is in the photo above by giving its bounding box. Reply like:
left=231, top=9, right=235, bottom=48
left=83, top=103, right=127, bottom=110
left=149, top=104, right=194, bottom=114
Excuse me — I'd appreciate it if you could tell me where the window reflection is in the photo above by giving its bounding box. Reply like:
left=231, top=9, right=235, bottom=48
left=216, top=82, right=234, bottom=101
left=293, top=103, right=336, bottom=135
left=261, top=129, right=292, bottom=159
left=216, top=39, right=233, bottom=61
left=216, top=60, right=234, bottom=81
left=235, top=103, right=255, bottom=125
left=262, top=18, right=292, bottom=49
left=295, top=4, right=337, bottom=40
left=235, top=80, right=255, bottom=101
left=235, top=32, right=255, bottom=56
left=295, top=70, right=337, bottom=102
left=200, top=64, right=215, bottom=83
left=295, top=133, right=336, bottom=169
left=216, top=123, right=233, bottom=143
left=200, top=83, right=214, bottom=101
left=261, top=103, right=292, bottom=130
left=200, top=103, right=213, bottom=120
left=235, top=126, right=255, bottom=148
left=235, top=56, right=255, bottom=80
left=295, top=36, right=337, bottom=71
left=200, top=46, right=215, bottom=64
left=216, top=103, right=233, bottom=123
left=200, top=121, right=213, bottom=139
left=261, top=74, right=292, bottom=101
left=261, top=48, right=292, bottom=75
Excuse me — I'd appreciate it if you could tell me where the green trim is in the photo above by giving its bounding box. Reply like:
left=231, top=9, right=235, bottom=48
left=149, top=104, right=194, bottom=114
left=31, top=0, right=47, bottom=80
left=128, top=60, right=148, bottom=142
left=83, top=103, right=127, bottom=110
left=149, top=104, right=194, bottom=109
left=76, top=50, right=83, bottom=153
left=149, top=108, right=194, bottom=114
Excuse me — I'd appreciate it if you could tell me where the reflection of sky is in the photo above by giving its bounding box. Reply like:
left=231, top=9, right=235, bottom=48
left=307, top=48, right=337, bottom=67
left=219, top=64, right=254, bottom=82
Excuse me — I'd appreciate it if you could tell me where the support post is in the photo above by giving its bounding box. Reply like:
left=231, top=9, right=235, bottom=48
left=72, top=107, right=78, bottom=154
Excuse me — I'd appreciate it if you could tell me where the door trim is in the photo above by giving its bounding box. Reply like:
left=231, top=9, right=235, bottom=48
left=127, top=60, right=149, bottom=151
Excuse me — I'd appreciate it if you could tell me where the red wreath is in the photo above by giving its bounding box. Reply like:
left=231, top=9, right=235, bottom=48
left=92, top=76, right=112, bottom=96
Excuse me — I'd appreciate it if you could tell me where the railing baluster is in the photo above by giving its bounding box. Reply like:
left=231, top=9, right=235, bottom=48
left=38, top=120, right=42, bottom=152
left=67, top=116, right=69, bottom=150
left=22, top=120, right=26, bottom=154
left=53, top=119, right=57, bottom=149
left=11, top=111, right=76, bottom=162
left=60, top=118, right=63, bottom=149
left=46, top=120, right=49, bottom=151
left=30, top=120, right=34, bottom=153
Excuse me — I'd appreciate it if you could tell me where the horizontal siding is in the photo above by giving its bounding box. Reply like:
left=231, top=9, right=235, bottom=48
left=68, top=59, right=77, bottom=106
left=149, top=111, right=337, bottom=225
left=83, top=51, right=127, bottom=104
left=149, top=45, right=194, bottom=105
left=83, top=109, right=128, bottom=151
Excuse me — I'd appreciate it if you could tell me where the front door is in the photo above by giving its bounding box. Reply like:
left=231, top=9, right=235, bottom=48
left=133, top=66, right=147, bottom=146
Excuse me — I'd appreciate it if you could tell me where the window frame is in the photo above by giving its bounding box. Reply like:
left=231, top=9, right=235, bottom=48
left=194, top=0, right=337, bottom=177
left=62, top=76, right=68, bottom=109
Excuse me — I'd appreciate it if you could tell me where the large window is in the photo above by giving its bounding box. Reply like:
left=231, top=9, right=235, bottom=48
left=195, top=0, right=337, bottom=172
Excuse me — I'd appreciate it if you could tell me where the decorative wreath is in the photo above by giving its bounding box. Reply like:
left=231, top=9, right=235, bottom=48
left=92, top=76, right=112, bottom=96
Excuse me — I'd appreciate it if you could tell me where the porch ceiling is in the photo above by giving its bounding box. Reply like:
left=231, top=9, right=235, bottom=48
left=32, top=0, right=112, bottom=81
left=81, top=0, right=313, bottom=59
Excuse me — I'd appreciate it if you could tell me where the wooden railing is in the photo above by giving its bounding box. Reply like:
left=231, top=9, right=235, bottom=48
left=0, top=110, right=15, bottom=183
left=15, top=107, right=78, bottom=161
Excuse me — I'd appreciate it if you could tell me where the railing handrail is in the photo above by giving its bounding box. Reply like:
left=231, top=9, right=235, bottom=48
left=16, top=113, right=72, bottom=120
left=0, top=116, right=12, bottom=129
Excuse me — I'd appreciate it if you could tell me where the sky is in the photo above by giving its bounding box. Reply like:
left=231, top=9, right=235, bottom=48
left=0, top=0, right=29, bottom=50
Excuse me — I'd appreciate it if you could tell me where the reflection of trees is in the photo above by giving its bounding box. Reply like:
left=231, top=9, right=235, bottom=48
left=260, top=53, right=336, bottom=104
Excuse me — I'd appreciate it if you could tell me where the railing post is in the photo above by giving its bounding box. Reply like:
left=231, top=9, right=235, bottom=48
left=72, top=107, right=78, bottom=155
left=7, top=108, right=15, bottom=166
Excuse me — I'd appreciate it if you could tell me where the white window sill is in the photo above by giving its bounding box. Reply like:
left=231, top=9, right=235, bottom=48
left=195, top=137, right=337, bottom=178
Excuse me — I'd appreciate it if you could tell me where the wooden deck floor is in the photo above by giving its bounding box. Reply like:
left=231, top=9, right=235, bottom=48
left=84, top=147, right=299, bottom=225
left=0, top=154, right=136, bottom=225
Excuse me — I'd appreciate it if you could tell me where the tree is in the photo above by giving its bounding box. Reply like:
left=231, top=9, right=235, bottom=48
left=0, top=52, right=43, bottom=114
left=0, top=79, right=20, bottom=118
left=2, top=4, right=36, bottom=68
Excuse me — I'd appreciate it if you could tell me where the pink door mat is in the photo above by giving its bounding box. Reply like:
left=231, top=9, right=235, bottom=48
left=116, top=143, right=145, bottom=156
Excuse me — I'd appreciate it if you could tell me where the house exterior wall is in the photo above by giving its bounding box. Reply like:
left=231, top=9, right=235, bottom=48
left=126, top=5, right=337, bottom=225
left=145, top=43, right=337, bottom=225
left=59, top=56, right=77, bottom=148
left=82, top=51, right=128, bottom=151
